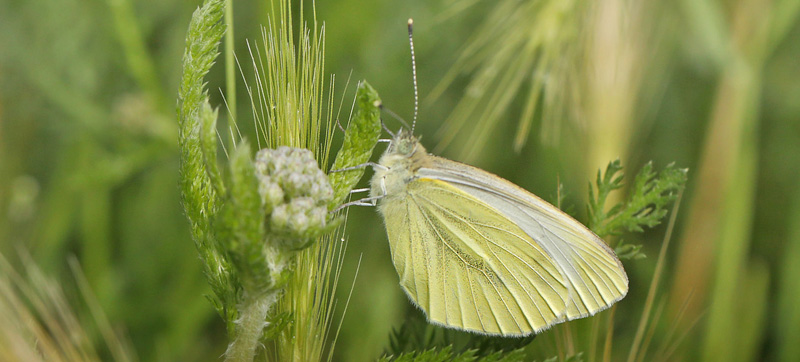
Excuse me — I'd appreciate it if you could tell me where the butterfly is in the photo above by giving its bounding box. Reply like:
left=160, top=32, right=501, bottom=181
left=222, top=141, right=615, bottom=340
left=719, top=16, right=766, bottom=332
left=368, top=129, right=628, bottom=336
left=346, top=18, right=628, bottom=336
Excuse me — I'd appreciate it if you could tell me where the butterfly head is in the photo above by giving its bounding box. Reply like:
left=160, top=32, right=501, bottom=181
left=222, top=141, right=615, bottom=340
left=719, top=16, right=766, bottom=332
left=387, top=128, right=423, bottom=157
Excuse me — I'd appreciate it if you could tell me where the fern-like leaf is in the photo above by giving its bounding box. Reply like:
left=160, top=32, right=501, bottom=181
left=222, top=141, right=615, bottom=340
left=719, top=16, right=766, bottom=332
left=588, top=160, right=687, bottom=259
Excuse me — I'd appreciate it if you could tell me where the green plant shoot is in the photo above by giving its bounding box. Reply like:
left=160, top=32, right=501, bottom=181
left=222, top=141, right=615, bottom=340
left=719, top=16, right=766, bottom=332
left=328, top=81, right=382, bottom=209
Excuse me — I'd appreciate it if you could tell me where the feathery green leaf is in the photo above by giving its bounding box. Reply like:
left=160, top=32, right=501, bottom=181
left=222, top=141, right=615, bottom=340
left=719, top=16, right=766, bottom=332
left=588, top=160, right=687, bottom=259
left=380, top=346, right=527, bottom=362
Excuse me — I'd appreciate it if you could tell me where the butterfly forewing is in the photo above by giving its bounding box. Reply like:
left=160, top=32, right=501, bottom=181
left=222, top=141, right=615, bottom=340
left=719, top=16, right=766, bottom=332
left=417, top=158, right=629, bottom=319
left=379, top=177, right=571, bottom=336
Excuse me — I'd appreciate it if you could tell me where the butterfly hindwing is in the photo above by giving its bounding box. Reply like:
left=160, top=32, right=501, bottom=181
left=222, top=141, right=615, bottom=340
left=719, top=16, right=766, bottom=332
left=379, top=178, right=570, bottom=336
left=417, top=158, right=629, bottom=319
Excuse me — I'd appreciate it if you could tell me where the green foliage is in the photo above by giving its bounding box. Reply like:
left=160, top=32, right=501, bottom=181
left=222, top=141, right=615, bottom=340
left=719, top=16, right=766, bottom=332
left=429, top=0, right=588, bottom=159
left=217, top=141, right=272, bottom=294
left=384, top=313, right=533, bottom=360
left=777, top=189, right=800, bottom=361
left=542, top=353, right=584, bottom=362
left=4, top=0, right=799, bottom=360
left=0, top=254, right=136, bottom=362
left=249, top=0, right=332, bottom=159
left=379, top=346, right=527, bottom=362
left=176, top=0, right=234, bottom=329
left=328, top=81, right=383, bottom=209
left=177, top=1, right=341, bottom=360
left=261, top=310, right=293, bottom=341
left=588, top=160, right=687, bottom=258
left=201, top=100, right=227, bottom=196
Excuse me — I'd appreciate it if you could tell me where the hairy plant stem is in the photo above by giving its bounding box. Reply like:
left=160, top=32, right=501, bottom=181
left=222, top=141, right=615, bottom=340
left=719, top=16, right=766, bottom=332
left=225, top=291, right=276, bottom=362
left=226, top=243, right=290, bottom=362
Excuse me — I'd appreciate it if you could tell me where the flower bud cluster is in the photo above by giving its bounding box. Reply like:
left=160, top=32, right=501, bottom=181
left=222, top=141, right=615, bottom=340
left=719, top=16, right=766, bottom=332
left=254, top=146, right=333, bottom=249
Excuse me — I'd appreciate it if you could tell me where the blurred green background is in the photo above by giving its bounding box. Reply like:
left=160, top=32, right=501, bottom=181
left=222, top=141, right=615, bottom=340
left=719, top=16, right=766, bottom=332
left=2, top=0, right=799, bottom=361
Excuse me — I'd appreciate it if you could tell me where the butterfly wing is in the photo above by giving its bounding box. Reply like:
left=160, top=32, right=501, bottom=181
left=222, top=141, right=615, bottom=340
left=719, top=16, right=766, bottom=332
left=417, top=157, right=628, bottom=320
left=379, top=177, right=570, bottom=336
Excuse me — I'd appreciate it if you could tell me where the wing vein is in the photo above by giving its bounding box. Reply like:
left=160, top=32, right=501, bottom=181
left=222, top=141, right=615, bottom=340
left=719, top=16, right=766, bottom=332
left=413, top=193, right=522, bottom=333
left=418, top=196, right=561, bottom=326
left=416, top=192, right=564, bottom=293
left=431, top=180, right=624, bottom=310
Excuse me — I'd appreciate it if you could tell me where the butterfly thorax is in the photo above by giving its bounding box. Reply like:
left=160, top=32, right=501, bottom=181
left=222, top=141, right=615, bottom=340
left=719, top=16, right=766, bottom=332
left=370, top=130, right=430, bottom=202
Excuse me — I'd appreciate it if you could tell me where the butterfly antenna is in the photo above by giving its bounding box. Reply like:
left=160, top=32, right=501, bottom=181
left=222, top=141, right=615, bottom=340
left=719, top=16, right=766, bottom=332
left=408, top=18, right=419, bottom=133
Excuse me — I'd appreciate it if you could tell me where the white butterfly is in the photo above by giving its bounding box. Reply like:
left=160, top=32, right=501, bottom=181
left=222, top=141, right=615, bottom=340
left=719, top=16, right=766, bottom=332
left=368, top=129, right=628, bottom=336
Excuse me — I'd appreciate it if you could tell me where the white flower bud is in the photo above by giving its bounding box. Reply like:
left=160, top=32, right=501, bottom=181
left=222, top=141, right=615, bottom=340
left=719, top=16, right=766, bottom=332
left=254, top=146, right=335, bottom=248
left=270, top=204, right=289, bottom=230
left=291, top=212, right=309, bottom=233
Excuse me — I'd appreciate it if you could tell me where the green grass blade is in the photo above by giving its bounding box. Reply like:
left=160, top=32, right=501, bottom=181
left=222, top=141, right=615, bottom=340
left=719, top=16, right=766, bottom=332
left=776, top=189, right=800, bottom=362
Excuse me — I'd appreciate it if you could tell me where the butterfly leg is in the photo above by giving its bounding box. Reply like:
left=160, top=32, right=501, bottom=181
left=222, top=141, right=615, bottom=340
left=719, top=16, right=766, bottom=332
left=331, top=195, right=383, bottom=213
left=331, top=176, right=387, bottom=213
left=329, top=162, right=388, bottom=173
